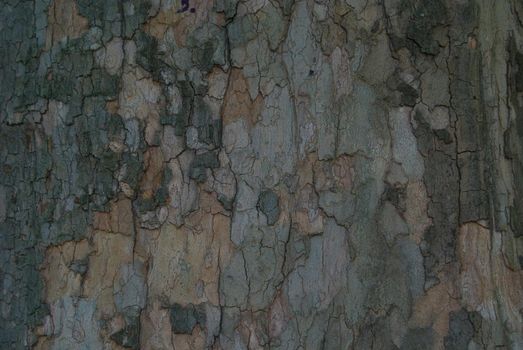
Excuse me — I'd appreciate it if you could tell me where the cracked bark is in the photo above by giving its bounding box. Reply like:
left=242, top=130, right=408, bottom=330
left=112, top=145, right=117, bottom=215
left=0, top=0, right=522, bottom=349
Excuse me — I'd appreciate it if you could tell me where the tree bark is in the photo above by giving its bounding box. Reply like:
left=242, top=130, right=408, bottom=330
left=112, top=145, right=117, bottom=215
left=0, top=0, right=522, bottom=348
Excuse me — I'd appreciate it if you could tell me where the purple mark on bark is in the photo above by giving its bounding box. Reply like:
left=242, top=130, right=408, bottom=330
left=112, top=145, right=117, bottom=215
left=177, top=0, right=195, bottom=13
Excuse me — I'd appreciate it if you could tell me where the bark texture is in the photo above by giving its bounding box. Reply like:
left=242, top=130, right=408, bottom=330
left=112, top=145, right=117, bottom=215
left=1, top=0, right=522, bottom=349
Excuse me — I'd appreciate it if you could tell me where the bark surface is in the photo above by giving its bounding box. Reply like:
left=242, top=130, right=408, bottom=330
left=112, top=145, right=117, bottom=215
left=0, top=0, right=522, bottom=348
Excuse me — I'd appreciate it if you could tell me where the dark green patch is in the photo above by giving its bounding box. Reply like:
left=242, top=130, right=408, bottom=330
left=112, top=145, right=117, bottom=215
left=382, top=183, right=406, bottom=213
left=258, top=190, right=280, bottom=226
left=135, top=31, right=163, bottom=77
left=169, top=303, right=206, bottom=334
left=402, top=327, right=435, bottom=350
left=444, top=309, right=479, bottom=350
left=110, top=307, right=141, bottom=349
left=406, top=0, right=447, bottom=55
left=192, top=97, right=222, bottom=148
left=413, top=104, right=459, bottom=286
left=397, top=82, right=419, bottom=106
left=189, top=150, right=220, bottom=182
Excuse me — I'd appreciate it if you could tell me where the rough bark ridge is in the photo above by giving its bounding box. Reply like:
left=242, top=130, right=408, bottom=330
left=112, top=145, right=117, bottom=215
left=0, top=0, right=522, bottom=348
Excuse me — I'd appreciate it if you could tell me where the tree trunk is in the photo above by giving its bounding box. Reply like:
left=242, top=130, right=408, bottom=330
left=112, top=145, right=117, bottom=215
left=1, top=0, right=522, bottom=348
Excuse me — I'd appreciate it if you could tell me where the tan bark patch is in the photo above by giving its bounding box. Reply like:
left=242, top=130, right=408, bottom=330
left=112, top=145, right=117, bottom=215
left=147, top=192, right=233, bottom=306
left=144, top=0, right=220, bottom=44
left=268, top=292, right=291, bottom=339
left=141, top=147, right=165, bottom=200
left=313, top=154, right=354, bottom=192
left=45, top=0, right=88, bottom=49
left=404, top=181, right=431, bottom=244
left=106, top=100, right=119, bottom=114
left=458, top=223, right=523, bottom=332
left=110, top=198, right=135, bottom=235
left=409, top=280, right=460, bottom=349
left=92, top=198, right=134, bottom=235
left=457, top=223, right=496, bottom=318
left=293, top=184, right=324, bottom=235
left=41, top=239, right=90, bottom=303
left=82, top=231, right=134, bottom=307
left=172, top=326, right=206, bottom=350
left=140, top=302, right=175, bottom=350
left=119, top=68, right=163, bottom=121
left=223, top=69, right=263, bottom=125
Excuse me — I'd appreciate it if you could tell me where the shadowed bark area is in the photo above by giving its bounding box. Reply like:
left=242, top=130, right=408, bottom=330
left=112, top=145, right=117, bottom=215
left=0, top=0, right=522, bottom=348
